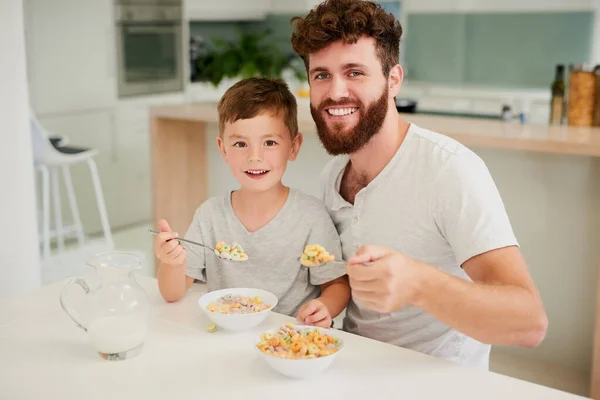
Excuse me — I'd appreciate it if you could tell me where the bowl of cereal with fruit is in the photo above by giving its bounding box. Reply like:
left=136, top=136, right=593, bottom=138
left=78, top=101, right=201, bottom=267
left=198, top=288, right=278, bottom=331
left=255, top=323, right=344, bottom=379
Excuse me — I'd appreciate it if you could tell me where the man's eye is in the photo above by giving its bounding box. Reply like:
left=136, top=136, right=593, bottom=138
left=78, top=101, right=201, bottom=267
left=315, top=73, right=329, bottom=80
left=349, top=71, right=363, bottom=77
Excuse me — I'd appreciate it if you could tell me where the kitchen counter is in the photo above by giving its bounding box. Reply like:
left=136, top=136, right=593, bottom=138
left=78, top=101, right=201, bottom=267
left=0, top=276, right=585, bottom=399
left=151, top=102, right=600, bottom=157
left=150, top=101, right=600, bottom=399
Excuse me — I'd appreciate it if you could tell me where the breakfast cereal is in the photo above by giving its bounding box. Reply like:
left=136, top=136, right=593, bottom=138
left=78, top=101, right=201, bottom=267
left=256, top=323, right=342, bottom=359
left=299, top=244, right=335, bottom=267
left=206, top=294, right=270, bottom=314
left=214, top=241, right=248, bottom=262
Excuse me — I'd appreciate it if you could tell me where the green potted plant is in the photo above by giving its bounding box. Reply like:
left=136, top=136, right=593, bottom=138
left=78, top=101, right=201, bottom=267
left=194, top=28, right=306, bottom=87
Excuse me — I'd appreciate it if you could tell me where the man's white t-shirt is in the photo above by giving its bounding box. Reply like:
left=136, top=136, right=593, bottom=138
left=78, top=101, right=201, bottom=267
left=321, top=123, right=519, bottom=368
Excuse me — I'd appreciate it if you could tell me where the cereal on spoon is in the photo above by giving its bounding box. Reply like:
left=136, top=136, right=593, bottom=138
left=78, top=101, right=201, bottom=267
left=214, top=241, right=248, bottom=261
left=299, top=244, right=335, bottom=267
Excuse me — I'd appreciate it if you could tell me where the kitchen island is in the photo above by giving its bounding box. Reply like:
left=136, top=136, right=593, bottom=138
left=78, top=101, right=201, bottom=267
left=150, top=101, right=600, bottom=398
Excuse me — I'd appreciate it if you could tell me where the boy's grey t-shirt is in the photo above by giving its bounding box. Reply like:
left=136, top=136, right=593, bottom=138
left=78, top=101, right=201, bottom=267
left=182, top=188, right=346, bottom=317
left=321, top=124, right=519, bottom=369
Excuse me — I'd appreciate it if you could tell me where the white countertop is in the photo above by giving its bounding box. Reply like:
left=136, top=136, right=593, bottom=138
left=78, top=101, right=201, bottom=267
left=0, top=277, right=584, bottom=399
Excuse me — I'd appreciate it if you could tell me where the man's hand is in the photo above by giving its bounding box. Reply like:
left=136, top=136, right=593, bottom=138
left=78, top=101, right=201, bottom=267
left=346, top=245, right=427, bottom=313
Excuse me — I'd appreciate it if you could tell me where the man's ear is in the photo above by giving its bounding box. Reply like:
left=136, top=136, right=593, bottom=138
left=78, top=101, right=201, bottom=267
left=289, top=133, right=304, bottom=161
left=388, top=64, right=403, bottom=98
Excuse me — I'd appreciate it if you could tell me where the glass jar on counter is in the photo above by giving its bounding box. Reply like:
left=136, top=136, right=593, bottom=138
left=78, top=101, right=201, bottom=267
left=593, top=65, right=600, bottom=127
left=567, top=64, right=597, bottom=127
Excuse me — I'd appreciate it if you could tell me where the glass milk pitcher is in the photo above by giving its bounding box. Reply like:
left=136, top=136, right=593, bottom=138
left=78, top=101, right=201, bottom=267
left=60, top=252, right=150, bottom=361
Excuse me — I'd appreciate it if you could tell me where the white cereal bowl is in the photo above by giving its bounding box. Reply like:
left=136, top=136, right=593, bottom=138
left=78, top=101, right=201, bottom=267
left=255, top=325, right=344, bottom=379
left=198, top=288, right=278, bottom=331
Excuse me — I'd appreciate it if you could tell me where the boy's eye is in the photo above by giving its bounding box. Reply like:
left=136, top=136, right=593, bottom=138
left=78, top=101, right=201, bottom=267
left=233, top=142, right=247, bottom=148
left=265, top=140, right=277, bottom=147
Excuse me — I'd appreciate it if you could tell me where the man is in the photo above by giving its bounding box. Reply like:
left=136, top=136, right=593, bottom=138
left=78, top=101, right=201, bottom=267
left=291, top=0, right=547, bottom=368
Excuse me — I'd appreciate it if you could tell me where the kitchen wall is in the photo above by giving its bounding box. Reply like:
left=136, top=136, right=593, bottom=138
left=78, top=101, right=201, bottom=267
left=404, top=12, right=595, bottom=88
left=201, top=119, right=599, bottom=374
left=0, top=0, right=41, bottom=296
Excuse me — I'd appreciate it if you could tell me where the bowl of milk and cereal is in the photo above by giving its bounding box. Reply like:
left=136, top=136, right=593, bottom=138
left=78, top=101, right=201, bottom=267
left=198, top=288, right=278, bottom=331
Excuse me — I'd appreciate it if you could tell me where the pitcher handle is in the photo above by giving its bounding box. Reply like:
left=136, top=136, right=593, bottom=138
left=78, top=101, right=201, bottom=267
left=59, top=277, right=91, bottom=332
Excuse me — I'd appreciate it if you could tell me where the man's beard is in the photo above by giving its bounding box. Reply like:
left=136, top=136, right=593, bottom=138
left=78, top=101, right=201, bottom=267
left=310, top=85, right=389, bottom=155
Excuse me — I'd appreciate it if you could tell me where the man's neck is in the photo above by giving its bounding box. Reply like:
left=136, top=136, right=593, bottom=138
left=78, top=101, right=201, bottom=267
left=347, top=110, right=410, bottom=184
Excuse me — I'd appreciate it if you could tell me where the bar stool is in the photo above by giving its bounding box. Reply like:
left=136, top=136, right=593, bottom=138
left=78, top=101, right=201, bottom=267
left=30, top=112, right=113, bottom=260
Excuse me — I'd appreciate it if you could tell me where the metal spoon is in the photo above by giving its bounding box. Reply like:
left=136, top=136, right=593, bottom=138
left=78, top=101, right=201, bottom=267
left=148, top=230, right=248, bottom=262
left=297, top=257, right=335, bottom=268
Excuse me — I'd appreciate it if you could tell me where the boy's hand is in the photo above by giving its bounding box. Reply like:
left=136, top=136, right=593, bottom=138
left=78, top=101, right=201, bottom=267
left=154, top=219, right=186, bottom=267
left=296, top=299, right=332, bottom=328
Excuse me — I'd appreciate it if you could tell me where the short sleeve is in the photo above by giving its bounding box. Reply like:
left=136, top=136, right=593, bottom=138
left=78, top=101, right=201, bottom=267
left=306, top=207, right=346, bottom=285
left=432, top=151, right=519, bottom=266
left=183, top=206, right=207, bottom=282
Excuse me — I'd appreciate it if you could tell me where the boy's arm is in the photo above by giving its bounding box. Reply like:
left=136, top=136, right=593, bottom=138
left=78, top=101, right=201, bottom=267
left=318, top=275, right=350, bottom=319
left=297, top=274, right=350, bottom=327
left=156, top=207, right=208, bottom=303
left=157, top=260, right=196, bottom=303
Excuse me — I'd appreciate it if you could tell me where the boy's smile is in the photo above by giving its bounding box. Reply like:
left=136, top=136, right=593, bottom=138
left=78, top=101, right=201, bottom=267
left=245, top=169, right=271, bottom=179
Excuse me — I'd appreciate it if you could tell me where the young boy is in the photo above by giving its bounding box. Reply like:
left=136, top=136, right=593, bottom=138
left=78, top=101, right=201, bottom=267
left=155, top=77, right=350, bottom=328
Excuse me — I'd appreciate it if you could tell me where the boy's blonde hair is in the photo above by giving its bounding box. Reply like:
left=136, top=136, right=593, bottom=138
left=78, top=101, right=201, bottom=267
left=217, top=77, right=299, bottom=138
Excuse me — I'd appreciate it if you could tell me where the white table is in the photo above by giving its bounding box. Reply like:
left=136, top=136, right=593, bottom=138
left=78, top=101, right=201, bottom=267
left=0, top=277, right=584, bottom=399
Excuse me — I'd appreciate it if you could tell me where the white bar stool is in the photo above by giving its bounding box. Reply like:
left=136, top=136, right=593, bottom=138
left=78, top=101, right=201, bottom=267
left=30, top=112, right=113, bottom=260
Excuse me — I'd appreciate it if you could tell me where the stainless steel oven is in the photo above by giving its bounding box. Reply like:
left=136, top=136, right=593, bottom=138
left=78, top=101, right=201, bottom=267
left=115, top=0, right=184, bottom=97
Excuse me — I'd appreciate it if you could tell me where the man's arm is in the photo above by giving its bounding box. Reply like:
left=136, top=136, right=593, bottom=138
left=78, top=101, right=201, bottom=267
left=414, top=245, right=547, bottom=347
left=347, top=245, right=548, bottom=348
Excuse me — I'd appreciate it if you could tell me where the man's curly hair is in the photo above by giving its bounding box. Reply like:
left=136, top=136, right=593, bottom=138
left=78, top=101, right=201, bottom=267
left=291, top=0, right=403, bottom=77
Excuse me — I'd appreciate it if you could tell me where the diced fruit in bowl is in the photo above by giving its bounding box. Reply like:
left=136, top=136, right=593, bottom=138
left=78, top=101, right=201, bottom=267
left=255, top=323, right=344, bottom=379
left=198, top=288, right=278, bottom=331
left=300, top=244, right=335, bottom=267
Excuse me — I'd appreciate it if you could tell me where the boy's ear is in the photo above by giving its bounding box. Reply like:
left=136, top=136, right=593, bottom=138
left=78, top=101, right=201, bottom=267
left=289, top=132, right=303, bottom=161
left=217, top=136, right=228, bottom=160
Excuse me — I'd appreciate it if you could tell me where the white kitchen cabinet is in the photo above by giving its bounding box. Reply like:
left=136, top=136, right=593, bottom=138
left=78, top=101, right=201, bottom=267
left=185, top=0, right=270, bottom=20
left=24, top=0, right=117, bottom=115
left=405, top=0, right=595, bottom=13
left=269, top=0, right=323, bottom=13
